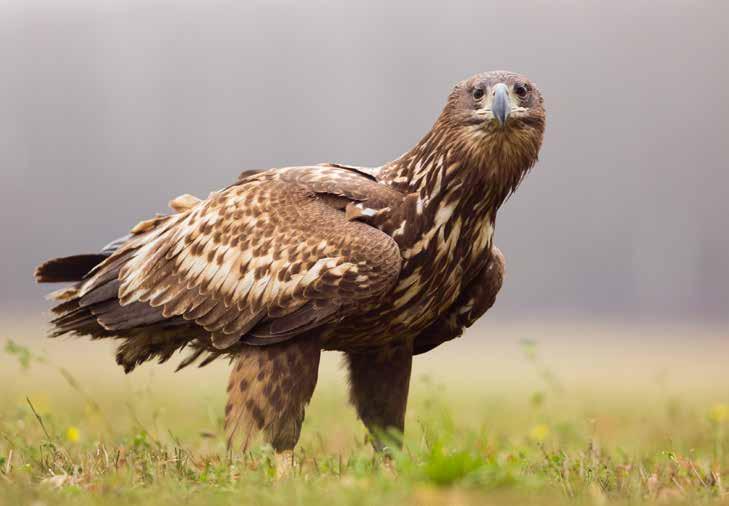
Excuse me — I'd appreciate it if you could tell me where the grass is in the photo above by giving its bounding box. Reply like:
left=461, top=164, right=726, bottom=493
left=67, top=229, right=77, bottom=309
left=1, top=320, right=728, bottom=505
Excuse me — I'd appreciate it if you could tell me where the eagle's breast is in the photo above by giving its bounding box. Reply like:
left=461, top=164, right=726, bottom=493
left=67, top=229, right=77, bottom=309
left=383, top=183, right=495, bottom=333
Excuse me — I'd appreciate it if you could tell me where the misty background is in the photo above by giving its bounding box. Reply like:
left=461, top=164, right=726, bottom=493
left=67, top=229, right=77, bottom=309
left=1, top=0, right=728, bottom=325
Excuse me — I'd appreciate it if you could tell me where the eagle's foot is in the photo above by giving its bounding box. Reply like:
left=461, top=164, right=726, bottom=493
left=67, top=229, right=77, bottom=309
left=380, top=454, right=397, bottom=478
left=274, top=450, right=296, bottom=480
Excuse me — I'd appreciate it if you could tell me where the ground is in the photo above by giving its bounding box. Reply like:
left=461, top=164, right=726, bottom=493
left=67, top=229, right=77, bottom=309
left=0, top=318, right=727, bottom=505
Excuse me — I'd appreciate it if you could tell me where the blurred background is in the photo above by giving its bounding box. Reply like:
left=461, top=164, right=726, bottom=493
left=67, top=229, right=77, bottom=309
left=0, top=0, right=727, bottom=385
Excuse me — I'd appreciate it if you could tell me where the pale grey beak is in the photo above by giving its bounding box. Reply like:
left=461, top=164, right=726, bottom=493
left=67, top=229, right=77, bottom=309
left=492, top=83, right=511, bottom=126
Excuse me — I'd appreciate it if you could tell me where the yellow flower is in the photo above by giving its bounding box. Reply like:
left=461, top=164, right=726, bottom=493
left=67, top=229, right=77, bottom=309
left=529, top=424, right=550, bottom=442
left=65, top=426, right=80, bottom=443
left=709, top=403, right=729, bottom=424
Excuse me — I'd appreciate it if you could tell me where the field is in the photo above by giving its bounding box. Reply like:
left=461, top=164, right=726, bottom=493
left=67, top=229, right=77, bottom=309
left=1, top=318, right=728, bottom=505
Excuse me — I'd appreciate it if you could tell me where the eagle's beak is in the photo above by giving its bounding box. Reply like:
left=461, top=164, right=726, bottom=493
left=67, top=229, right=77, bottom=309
left=492, top=83, right=511, bottom=127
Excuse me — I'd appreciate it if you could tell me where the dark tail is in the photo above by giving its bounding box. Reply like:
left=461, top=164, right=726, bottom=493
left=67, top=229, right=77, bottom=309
left=34, top=243, right=219, bottom=373
left=34, top=254, right=109, bottom=283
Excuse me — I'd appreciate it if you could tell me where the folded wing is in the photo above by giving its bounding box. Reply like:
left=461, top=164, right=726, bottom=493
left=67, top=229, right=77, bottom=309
left=50, top=165, right=402, bottom=359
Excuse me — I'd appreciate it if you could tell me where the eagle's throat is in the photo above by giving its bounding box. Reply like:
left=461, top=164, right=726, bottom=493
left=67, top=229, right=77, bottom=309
left=379, top=122, right=538, bottom=214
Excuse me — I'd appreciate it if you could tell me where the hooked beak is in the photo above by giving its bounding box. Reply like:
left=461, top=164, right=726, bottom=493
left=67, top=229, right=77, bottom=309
left=492, top=83, right=511, bottom=127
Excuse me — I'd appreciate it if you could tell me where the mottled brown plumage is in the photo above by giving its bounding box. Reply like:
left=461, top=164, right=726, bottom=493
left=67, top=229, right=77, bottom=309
left=35, top=70, right=545, bottom=459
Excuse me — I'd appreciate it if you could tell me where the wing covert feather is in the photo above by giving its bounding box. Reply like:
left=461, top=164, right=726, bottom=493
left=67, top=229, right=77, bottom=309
left=96, top=169, right=402, bottom=349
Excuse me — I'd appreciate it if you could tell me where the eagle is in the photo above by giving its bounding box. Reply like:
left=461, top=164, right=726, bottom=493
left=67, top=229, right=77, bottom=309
left=35, top=70, right=545, bottom=473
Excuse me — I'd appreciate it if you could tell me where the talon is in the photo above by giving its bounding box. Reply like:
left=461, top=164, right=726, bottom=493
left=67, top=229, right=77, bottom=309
left=274, top=449, right=295, bottom=480
left=381, top=454, right=397, bottom=478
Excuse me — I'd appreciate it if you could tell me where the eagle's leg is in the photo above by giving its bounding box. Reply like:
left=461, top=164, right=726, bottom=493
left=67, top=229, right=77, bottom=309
left=225, top=336, right=321, bottom=477
left=345, top=341, right=413, bottom=454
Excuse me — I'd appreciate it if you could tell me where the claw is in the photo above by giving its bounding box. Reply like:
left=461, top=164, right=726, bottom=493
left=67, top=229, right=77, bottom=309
left=274, top=449, right=296, bottom=480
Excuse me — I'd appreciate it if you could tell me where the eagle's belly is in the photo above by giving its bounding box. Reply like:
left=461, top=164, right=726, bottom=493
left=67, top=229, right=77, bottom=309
left=321, top=210, right=495, bottom=351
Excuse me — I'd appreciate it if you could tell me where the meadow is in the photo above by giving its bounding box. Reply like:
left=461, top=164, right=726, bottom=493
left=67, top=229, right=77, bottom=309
left=1, top=318, right=728, bottom=505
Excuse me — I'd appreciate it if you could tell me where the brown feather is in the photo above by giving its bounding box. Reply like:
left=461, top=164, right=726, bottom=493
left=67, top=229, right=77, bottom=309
left=34, top=254, right=107, bottom=283
left=34, top=71, right=546, bottom=456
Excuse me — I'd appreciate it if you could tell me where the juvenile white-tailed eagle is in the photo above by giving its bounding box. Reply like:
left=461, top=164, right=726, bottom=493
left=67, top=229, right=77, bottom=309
left=35, top=71, right=545, bottom=472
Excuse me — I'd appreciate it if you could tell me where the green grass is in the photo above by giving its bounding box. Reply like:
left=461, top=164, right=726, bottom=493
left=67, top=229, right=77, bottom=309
left=1, top=326, right=729, bottom=505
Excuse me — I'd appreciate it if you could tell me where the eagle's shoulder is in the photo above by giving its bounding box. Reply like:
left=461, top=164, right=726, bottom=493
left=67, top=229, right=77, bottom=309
left=237, top=164, right=403, bottom=210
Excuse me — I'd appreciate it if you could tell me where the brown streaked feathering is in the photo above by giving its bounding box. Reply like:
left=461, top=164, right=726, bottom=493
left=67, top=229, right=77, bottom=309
left=35, top=70, right=546, bottom=458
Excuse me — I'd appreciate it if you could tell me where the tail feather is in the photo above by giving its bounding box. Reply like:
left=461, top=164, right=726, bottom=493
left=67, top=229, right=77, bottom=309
left=34, top=254, right=108, bottom=283
left=50, top=305, right=100, bottom=336
left=49, top=298, right=80, bottom=316
left=34, top=226, right=228, bottom=373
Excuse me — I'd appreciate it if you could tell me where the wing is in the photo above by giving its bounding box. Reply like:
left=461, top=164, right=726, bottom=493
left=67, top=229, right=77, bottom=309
left=76, top=166, right=403, bottom=351
left=412, top=247, right=505, bottom=355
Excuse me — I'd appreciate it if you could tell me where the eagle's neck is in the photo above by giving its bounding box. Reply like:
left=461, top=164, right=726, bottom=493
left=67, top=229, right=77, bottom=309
left=372, top=125, right=532, bottom=331
left=371, top=116, right=542, bottom=332
left=379, top=122, right=533, bottom=216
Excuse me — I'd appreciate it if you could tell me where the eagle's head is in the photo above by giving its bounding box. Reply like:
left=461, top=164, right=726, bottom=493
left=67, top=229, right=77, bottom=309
left=439, top=71, right=546, bottom=191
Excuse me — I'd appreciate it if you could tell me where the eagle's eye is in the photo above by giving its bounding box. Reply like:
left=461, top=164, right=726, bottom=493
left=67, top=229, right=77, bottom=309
left=514, top=83, right=529, bottom=98
left=472, top=88, right=484, bottom=100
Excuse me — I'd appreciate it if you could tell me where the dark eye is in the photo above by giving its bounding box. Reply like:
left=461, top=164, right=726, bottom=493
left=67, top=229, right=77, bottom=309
left=472, top=88, right=484, bottom=100
left=514, top=83, right=529, bottom=98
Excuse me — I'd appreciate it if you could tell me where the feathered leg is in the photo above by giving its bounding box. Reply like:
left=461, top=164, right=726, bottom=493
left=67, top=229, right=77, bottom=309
left=345, top=341, right=413, bottom=453
left=225, top=336, right=320, bottom=477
